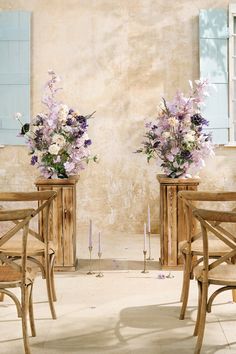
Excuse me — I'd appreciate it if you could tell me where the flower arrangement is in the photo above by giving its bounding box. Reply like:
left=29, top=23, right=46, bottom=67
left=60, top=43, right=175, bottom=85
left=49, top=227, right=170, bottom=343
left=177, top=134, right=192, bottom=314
left=16, top=70, right=97, bottom=179
left=137, top=79, right=214, bottom=178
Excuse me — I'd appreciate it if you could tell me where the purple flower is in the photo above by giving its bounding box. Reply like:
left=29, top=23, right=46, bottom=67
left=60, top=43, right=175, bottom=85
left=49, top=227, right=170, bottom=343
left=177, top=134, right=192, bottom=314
left=180, top=150, right=192, bottom=159
left=66, top=118, right=73, bottom=126
left=191, top=113, right=209, bottom=126
left=31, top=155, right=38, bottom=165
left=84, top=139, right=92, bottom=147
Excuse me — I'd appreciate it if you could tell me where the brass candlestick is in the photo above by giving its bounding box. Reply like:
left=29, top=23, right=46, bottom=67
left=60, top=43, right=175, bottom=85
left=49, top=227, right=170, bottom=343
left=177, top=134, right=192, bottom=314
left=141, top=250, right=149, bottom=273
left=87, top=246, right=94, bottom=275
left=147, top=231, right=154, bottom=260
left=96, top=252, right=104, bottom=277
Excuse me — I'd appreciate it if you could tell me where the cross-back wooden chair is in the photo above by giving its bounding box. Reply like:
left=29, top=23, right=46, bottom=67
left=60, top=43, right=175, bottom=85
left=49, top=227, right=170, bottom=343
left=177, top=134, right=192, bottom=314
left=0, top=208, right=36, bottom=354
left=192, top=207, right=236, bottom=354
left=178, top=191, right=236, bottom=320
left=0, top=191, right=57, bottom=319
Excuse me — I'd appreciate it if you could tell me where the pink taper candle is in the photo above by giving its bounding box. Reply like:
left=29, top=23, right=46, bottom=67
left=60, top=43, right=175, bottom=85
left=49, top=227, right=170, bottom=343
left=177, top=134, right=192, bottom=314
left=89, top=220, right=92, bottom=247
left=143, top=223, right=147, bottom=251
left=147, top=204, right=151, bottom=233
left=98, top=231, right=101, bottom=253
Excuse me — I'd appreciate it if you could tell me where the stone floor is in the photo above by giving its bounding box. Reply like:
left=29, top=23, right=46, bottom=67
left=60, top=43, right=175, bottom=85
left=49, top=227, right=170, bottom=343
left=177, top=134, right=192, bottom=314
left=1, top=232, right=236, bottom=354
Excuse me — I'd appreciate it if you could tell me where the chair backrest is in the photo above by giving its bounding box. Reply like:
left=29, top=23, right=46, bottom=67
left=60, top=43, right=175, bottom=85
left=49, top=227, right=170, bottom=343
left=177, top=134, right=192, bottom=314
left=0, top=191, right=57, bottom=244
left=178, top=191, right=236, bottom=244
left=0, top=208, right=34, bottom=284
left=192, top=208, right=236, bottom=282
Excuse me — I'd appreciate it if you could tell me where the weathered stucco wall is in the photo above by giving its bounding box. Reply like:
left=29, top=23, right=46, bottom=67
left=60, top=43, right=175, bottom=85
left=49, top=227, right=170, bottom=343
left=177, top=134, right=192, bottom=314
left=0, top=0, right=236, bottom=233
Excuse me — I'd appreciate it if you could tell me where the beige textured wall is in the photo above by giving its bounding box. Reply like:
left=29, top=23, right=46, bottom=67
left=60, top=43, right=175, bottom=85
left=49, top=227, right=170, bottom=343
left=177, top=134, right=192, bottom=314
left=0, top=0, right=236, bottom=234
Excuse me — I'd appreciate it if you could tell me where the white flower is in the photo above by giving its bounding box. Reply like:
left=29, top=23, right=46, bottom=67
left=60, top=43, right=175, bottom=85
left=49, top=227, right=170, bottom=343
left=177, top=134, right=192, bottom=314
left=184, top=131, right=195, bottom=143
left=168, top=117, right=179, bottom=127
left=48, top=143, right=61, bottom=155
left=15, top=112, right=22, bottom=120
left=82, top=133, right=89, bottom=141
left=63, top=125, right=73, bottom=133
left=162, top=132, right=170, bottom=139
left=58, top=104, right=69, bottom=122
left=52, top=134, right=66, bottom=147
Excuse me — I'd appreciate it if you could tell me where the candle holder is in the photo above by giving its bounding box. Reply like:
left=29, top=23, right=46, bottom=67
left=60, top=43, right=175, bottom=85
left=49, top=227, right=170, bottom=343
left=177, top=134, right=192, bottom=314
left=166, top=272, right=174, bottom=279
left=87, top=246, right=94, bottom=275
left=147, top=231, right=154, bottom=260
left=96, top=252, right=104, bottom=277
left=141, top=250, right=149, bottom=273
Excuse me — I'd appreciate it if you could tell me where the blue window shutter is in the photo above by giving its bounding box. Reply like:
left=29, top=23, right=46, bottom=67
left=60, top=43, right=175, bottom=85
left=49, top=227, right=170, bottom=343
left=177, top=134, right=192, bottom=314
left=199, top=9, right=229, bottom=144
left=0, top=11, right=30, bottom=145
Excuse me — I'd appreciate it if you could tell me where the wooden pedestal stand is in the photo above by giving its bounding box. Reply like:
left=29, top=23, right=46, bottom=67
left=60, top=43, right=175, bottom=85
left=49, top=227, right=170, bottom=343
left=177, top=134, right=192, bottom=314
left=157, top=174, right=200, bottom=269
left=35, top=176, right=79, bottom=271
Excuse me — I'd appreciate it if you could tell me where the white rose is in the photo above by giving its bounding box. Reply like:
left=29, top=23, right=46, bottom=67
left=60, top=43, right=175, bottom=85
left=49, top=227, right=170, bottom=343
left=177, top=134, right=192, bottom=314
left=52, top=134, right=66, bottom=147
left=48, top=143, right=61, bottom=155
left=184, top=132, right=195, bottom=143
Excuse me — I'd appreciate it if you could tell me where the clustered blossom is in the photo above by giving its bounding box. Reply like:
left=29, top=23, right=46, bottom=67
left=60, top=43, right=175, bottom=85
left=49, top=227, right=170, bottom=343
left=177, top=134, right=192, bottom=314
left=137, top=79, right=214, bottom=178
left=17, top=70, right=96, bottom=179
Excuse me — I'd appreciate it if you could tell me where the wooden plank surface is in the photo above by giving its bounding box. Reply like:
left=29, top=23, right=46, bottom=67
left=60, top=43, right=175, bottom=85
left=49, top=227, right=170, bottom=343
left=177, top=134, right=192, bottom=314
left=177, top=185, right=186, bottom=265
left=167, top=185, right=177, bottom=266
left=63, top=187, right=74, bottom=266
left=53, top=187, right=63, bottom=266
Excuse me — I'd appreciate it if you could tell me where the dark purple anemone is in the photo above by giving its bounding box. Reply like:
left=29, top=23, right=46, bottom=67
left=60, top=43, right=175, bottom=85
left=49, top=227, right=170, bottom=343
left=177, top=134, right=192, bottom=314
left=191, top=113, right=209, bottom=126
left=66, top=118, right=73, bottom=126
left=31, top=155, right=38, bottom=165
left=180, top=150, right=192, bottom=159
left=84, top=139, right=92, bottom=147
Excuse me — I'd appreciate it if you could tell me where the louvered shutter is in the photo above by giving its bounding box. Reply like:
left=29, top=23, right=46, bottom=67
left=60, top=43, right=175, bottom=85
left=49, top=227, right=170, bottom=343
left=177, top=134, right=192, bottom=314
left=0, top=11, right=30, bottom=145
left=199, top=9, right=228, bottom=144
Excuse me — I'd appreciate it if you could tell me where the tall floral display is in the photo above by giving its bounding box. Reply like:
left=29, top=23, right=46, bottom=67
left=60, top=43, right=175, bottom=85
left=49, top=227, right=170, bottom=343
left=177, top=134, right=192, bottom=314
left=16, top=70, right=96, bottom=179
left=137, top=80, right=214, bottom=178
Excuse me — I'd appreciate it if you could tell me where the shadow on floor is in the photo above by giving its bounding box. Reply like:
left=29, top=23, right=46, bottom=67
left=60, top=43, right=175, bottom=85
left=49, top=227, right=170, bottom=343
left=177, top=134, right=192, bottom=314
left=32, top=302, right=232, bottom=353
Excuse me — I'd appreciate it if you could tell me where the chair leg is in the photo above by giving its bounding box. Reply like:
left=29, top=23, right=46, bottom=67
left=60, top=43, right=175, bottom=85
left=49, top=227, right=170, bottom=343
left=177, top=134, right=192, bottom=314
left=180, top=252, right=187, bottom=302
left=194, top=282, right=208, bottom=354
left=50, top=253, right=57, bottom=302
left=232, top=290, right=236, bottom=302
left=194, top=281, right=202, bottom=336
left=45, top=254, right=57, bottom=319
left=0, top=292, right=4, bottom=302
left=21, top=286, right=31, bottom=354
left=28, top=284, right=36, bottom=337
left=179, top=253, right=192, bottom=320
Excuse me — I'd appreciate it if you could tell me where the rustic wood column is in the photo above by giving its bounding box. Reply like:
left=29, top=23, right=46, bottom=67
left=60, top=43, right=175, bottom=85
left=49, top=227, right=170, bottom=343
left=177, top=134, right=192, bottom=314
left=35, top=176, right=79, bottom=271
left=157, top=174, right=200, bottom=269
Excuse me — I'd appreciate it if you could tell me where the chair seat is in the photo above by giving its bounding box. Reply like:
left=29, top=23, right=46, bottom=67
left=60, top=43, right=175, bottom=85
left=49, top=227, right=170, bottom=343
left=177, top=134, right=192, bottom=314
left=0, top=265, right=37, bottom=287
left=0, top=235, right=56, bottom=256
left=179, top=237, right=231, bottom=256
left=194, top=264, right=236, bottom=286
